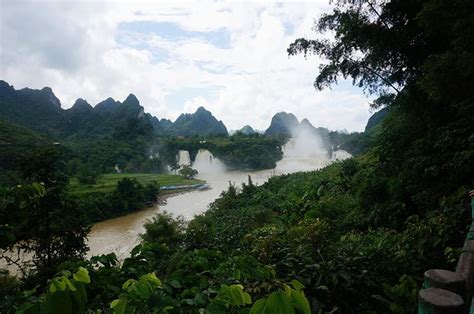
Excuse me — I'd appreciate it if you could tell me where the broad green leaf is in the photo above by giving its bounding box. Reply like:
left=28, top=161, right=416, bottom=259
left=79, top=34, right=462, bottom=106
left=291, top=280, right=305, bottom=291
left=229, top=286, right=245, bottom=305
left=122, top=279, right=137, bottom=290
left=110, top=299, right=120, bottom=308
left=110, top=298, right=127, bottom=314
left=73, top=267, right=90, bottom=284
left=290, top=290, right=311, bottom=314
left=140, top=273, right=161, bottom=286
left=242, top=291, right=252, bottom=305
left=264, top=291, right=295, bottom=314
left=64, top=278, right=77, bottom=291
left=71, top=283, right=87, bottom=314
left=32, top=182, right=46, bottom=197
left=135, top=282, right=151, bottom=299
left=50, top=277, right=67, bottom=292
left=250, top=298, right=268, bottom=314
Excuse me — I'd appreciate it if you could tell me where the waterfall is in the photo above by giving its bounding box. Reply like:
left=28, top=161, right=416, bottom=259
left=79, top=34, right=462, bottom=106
left=193, top=149, right=225, bottom=174
left=177, top=150, right=191, bottom=166
left=331, top=150, right=352, bottom=161
left=274, top=124, right=354, bottom=173
left=275, top=138, right=331, bottom=173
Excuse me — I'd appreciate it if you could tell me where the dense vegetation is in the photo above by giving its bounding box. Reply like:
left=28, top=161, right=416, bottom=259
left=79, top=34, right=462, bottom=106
left=1, top=0, right=473, bottom=312
left=0, top=80, right=366, bottom=175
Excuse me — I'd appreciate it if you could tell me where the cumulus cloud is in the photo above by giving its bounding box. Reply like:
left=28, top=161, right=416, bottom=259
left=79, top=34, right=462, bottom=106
left=0, top=0, right=373, bottom=131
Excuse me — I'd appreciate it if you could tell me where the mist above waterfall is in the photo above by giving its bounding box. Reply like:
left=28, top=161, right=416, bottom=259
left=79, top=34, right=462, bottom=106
left=193, top=149, right=226, bottom=174
left=275, top=122, right=350, bottom=174
left=286, top=124, right=329, bottom=158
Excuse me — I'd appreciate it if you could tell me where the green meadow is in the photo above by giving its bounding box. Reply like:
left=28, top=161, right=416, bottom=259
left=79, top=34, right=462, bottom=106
left=69, top=173, right=203, bottom=195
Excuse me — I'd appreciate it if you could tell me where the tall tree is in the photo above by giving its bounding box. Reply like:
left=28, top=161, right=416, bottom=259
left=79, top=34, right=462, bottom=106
left=8, top=145, right=89, bottom=275
left=288, top=0, right=474, bottom=209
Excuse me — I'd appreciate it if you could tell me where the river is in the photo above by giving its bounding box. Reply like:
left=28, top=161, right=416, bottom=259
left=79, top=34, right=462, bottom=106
left=87, top=146, right=351, bottom=261
left=1, top=141, right=350, bottom=273
left=87, top=169, right=274, bottom=260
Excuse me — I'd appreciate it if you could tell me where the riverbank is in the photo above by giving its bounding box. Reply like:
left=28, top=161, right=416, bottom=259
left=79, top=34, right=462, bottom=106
left=69, top=173, right=204, bottom=195
left=68, top=173, right=206, bottom=226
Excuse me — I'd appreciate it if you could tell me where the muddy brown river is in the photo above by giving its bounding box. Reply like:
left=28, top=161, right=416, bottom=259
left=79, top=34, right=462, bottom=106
left=86, top=169, right=277, bottom=260
left=86, top=146, right=350, bottom=261
left=2, top=144, right=350, bottom=273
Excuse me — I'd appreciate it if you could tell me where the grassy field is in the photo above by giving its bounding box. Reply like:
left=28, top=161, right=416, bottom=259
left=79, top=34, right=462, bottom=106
left=69, top=173, right=203, bottom=195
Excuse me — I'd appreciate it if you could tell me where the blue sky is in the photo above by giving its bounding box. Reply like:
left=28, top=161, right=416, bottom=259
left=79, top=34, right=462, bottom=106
left=0, top=1, right=373, bottom=132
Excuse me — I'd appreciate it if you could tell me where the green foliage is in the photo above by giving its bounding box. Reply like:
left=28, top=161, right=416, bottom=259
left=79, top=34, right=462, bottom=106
left=2, top=1, right=473, bottom=313
left=249, top=281, right=310, bottom=314
left=110, top=273, right=174, bottom=314
left=180, top=155, right=469, bottom=312
left=74, top=161, right=98, bottom=185
left=2, top=267, right=91, bottom=314
left=172, top=106, right=228, bottom=136
left=374, top=275, right=418, bottom=314
left=178, top=165, right=198, bottom=179
left=207, top=284, right=252, bottom=312
left=0, top=119, right=48, bottom=185
left=1, top=147, right=89, bottom=274
left=73, top=177, right=160, bottom=223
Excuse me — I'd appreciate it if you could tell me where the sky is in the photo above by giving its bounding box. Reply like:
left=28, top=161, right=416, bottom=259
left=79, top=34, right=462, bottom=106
left=0, top=0, right=375, bottom=132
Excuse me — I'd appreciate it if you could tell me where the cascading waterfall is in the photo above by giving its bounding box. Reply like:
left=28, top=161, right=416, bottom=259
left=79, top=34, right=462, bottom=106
left=177, top=150, right=191, bottom=166
left=193, top=149, right=225, bottom=174
left=331, top=150, right=352, bottom=161
left=275, top=126, right=351, bottom=174
left=275, top=138, right=331, bottom=173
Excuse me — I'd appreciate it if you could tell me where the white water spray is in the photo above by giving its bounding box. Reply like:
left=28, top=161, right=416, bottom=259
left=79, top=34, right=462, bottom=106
left=331, top=150, right=352, bottom=161
left=193, top=149, right=225, bottom=174
left=275, top=123, right=350, bottom=173
left=177, top=150, right=191, bottom=166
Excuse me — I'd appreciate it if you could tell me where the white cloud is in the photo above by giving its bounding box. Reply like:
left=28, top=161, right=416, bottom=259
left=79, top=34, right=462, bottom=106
left=0, top=0, right=373, bottom=132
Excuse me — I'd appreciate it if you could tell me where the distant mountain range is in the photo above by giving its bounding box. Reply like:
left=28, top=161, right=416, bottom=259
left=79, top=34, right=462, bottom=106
left=0, top=81, right=228, bottom=139
left=0, top=80, right=386, bottom=142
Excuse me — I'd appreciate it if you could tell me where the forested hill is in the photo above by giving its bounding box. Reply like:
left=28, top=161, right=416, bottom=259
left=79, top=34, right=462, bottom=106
left=0, top=81, right=227, bottom=139
left=172, top=107, right=228, bottom=136
left=0, top=118, right=49, bottom=173
left=0, top=79, right=387, bottom=160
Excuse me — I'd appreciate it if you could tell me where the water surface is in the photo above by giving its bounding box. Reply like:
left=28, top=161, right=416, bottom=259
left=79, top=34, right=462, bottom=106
left=88, top=146, right=350, bottom=260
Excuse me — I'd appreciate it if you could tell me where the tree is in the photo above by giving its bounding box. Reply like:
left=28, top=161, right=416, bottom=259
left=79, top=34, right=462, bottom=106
left=169, top=161, right=180, bottom=174
left=5, top=146, right=89, bottom=275
left=76, top=161, right=99, bottom=185
left=179, top=165, right=198, bottom=179
left=288, top=0, right=474, bottom=209
left=287, top=0, right=472, bottom=108
left=111, top=178, right=146, bottom=212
